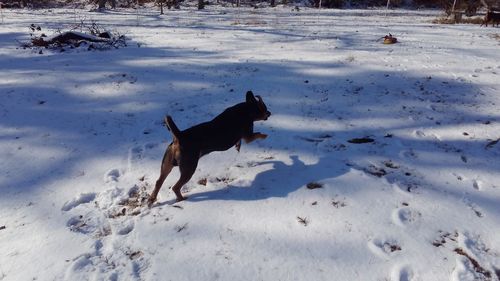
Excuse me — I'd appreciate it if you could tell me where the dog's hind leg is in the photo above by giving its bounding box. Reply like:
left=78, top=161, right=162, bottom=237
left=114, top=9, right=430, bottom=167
left=148, top=144, right=176, bottom=206
left=171, top=151, right=199, bottom=202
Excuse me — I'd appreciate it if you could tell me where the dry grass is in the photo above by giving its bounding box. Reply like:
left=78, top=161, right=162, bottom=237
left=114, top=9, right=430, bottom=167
left=231, top=20, right=267, bottom=26
left=433, top=16, right=484, bottom=25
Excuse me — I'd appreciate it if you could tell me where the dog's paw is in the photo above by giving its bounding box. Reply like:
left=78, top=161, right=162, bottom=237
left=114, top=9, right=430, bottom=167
left=147, top=197, right=157, bottom=208
left=235, top=140, right=241, bottom=152
left=176, top=196, right=187, bottom=202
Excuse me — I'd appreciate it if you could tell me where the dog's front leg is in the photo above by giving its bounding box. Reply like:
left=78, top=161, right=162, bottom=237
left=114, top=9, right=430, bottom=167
left=243, top=132, right=268, bottom=143
left=235, top=140, right=242, bottom=152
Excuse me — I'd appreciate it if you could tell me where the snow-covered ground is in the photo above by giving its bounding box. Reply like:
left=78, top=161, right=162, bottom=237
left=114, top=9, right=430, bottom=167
left=1, top=6, right=499, bottom=281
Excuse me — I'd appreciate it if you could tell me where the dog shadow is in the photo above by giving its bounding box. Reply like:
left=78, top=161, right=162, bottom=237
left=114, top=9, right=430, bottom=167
left=188, top=155, right=348, bottom=202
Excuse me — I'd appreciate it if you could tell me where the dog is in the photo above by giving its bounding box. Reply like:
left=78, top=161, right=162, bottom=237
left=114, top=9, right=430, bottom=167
left=482, top=10, right=500, bottom=27
left=148, top=91, right=271, bottom=205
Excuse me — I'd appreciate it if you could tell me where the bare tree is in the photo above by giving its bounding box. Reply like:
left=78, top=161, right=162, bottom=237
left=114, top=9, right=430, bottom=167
left=157, top=0, right=165, bottom=13
left=97, top=0, right=117, bottom=10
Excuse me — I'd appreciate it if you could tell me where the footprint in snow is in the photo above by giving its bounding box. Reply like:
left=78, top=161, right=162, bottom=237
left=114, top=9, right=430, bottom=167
left=462, top=198, right=484, bottom=218
left=414, top=130, right=426, bottom=138
left=61, top=192, right=96, bottom=211
left=63, top=182, right=150, bottom=279
left=65, top=253, right=95, bottom=279
left=452, top=173, right=484, bottom=190
left=67, top=214, right=97, bottom=235
left=117, top=221, right=135, bottom=235
left=127, top=143, right=159, bottom=171
left=450, top=249, right=493, bottom=281
left=472, top=179, right=482, bottom=191
left=450, top=256, right=480, bottom=281
left=67, top=215, right=90, bottom=234
left=65, top=239, right=148, bottom=280
left=448, top=232, right=494, bottom=280
left=144, top=142, right=158, bottom=150
left=66, top=211, right=112, bottom=237
left=367, top=238, right=402, bottom=259
left=129, top=145, right=144, bottom=162
left=390, top=264, right=415, bottom=281
left=399, top=149, right=418, bottom=159
left=104, top=169, right=121, bottom=183
left=413, top=130, right=440, bottom=141
left=391, top=207, right=421, bottom=227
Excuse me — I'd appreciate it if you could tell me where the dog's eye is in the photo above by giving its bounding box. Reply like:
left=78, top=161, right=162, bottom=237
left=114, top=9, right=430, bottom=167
left=257, top=102, right=266, bottom=112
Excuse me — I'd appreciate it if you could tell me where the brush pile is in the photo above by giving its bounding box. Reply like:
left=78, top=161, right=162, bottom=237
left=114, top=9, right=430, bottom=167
left=21, top=22, right=128, bottom=53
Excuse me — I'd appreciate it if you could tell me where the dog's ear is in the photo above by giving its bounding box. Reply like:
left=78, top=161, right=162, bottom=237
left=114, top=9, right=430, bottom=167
left=246, top=91, right=257, bottom=104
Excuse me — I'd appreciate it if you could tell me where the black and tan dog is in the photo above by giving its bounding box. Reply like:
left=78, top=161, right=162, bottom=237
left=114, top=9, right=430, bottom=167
left=148, top=91, right=271, bottom=205
left=482, top=9, right=500, bottom=27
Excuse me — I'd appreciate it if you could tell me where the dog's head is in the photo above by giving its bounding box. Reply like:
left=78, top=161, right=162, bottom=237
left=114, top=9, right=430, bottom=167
left=246, top=91, right=271, bottom=121
left=485, top=10, right=492, bottom=20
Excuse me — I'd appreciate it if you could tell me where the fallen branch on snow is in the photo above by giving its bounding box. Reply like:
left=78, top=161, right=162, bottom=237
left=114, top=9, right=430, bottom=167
left=31, top=31, right=111, bottom=47
left=21, top=23, right=128, bottom=52
left=485, top=138, right=500, bottom=149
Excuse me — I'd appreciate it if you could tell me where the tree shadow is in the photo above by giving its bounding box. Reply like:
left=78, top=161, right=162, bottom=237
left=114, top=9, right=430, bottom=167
left=0, top=8, right=498, bottom=216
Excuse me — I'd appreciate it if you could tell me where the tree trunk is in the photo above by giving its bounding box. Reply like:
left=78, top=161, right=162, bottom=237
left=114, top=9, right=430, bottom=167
left=160, top=1, right=164, bottom=14
left=198, top=0, right=204, bottom=9
left=451, top=0, right=458, bottom=12
left=98, top=0, right=106, bottom=10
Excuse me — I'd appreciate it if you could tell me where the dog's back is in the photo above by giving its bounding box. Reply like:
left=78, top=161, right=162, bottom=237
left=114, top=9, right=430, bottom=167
left=165, top=91, right=270, bottom=156
left=483, top=10, right=500, bottom=26
left=172, top=102, right=255, bottom=153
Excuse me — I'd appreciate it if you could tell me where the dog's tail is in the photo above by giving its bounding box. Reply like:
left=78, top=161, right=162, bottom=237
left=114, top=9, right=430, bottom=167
left=165, top=115, right=182, bottom=141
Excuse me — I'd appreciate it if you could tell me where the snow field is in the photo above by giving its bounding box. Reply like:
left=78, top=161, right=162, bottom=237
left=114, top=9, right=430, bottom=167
left=1, top=6, right=499, bottom=281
